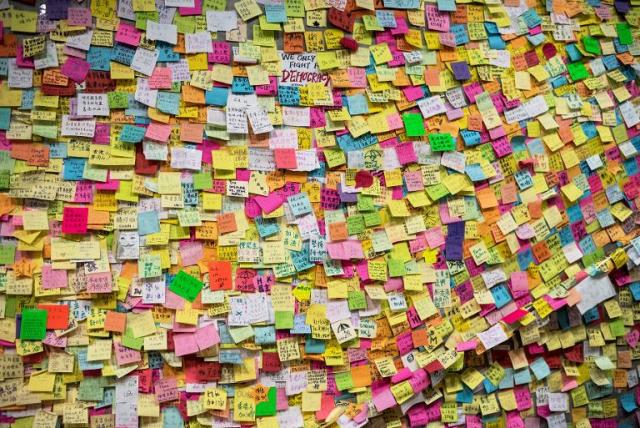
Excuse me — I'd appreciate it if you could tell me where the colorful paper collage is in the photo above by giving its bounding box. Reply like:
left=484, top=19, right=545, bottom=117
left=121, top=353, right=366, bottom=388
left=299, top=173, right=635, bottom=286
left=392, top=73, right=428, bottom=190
left=0, top=0, right=639, bottom=426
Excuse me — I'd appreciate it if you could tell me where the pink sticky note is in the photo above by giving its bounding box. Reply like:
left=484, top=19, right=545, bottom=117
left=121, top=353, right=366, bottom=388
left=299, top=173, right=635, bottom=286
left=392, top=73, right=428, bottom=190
left=194, top=323, right=220, bottom=351
left=67, top=8, right=92, bottom=26
left=62, top=207, right=88, bottom=234
left=114, top=341, right=142, bottom=366
left=145, top=123, right=172, bottom=142
left=42, top=264, right=68, bottom=289
left=372, top=386, right=396, bottom=412
left=149, top=68, right=173, bottom=89
left=502, top=308, right=529, bottom=324
left=61, top=57, right=90, bottom=82
left=87, top=272, right=113, bottom=293
left=115, top=22, right=141, bottom=46
left=173, top=333, right=199, bottom=357
left=254, top=193, right=284, bottom=214
left=456, top=340, right=478, bottom=352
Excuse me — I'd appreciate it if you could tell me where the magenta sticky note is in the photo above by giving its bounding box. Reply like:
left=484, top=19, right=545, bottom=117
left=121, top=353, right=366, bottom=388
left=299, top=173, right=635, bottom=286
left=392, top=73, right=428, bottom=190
left=61, top=57, right=90, bottom=82
left=62, top=207, right=88, bottom=234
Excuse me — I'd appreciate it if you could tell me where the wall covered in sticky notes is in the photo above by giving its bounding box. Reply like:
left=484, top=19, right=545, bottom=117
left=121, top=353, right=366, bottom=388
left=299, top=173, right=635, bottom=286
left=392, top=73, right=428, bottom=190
left=0, top=0, right=640, bottom=426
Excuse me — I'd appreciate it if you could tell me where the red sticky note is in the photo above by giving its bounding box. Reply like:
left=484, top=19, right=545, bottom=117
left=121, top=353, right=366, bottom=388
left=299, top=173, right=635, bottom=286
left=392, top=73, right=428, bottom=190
left=209, top=261, right=232, bottom=290
left=273, top=148, right=298, bottom=169
left=37, top=304, right=69, bottom=329
left=62, top=207, right=88, bottom=234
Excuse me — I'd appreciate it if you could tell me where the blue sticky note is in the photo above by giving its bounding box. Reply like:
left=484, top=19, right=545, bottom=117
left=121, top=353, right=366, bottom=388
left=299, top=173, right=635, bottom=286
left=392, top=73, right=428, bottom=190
left=138, top=211, right=160, bottom=236
left=162, top=407, right=183, bottom=428
left=291, top=314, right=312, bottom=335
left=265, top=2, right=287, bottom=22
left=120, top=124, right=146, bottom=143
left=0, top=59, right=8, bottom=76
left=156, top=92, right=181, bottom=115
left=49, top=143, right=68, bottom=158
left=376, top=11, right=396, bottom=28
left=157, top=42, right=180, bottom=62
left=87, top=46, right=112, bottom=71
left=63, top=158, right=87, bottom=181
left=111, top=44, right=135, bottom=65
left=499, top=368, right=514, bottom=389
left=0, top=108, right=10, bottom=130
left=305, top=337, right=326, bottom=354
left=20, top=89, right=34, bottom=110
left=277, top=86, right=300, bottom=106
left=513, top=368, right=532, bottom=385
left=231, top=77, right=254, bottom=94
left=256, top=217, right=280, bottom=238
left=287, top=193, right=312, bottom=216
left=346, top=94, right=369, bottom=115
left=530, top=357, right=551, bottom=380
left=205, top=87, right=229, bottom=106
left=255, top=326, right=276, bottom=344
left=490, top=284, right=512, bottom=309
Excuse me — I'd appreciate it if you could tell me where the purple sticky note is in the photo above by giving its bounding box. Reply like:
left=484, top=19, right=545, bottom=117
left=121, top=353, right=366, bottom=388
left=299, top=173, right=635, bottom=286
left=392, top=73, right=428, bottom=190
left=46, top=0, right=69, bottom=20
left=451, top=61, right=471, bottom=80
left=445, top=221, right=465, bottom=261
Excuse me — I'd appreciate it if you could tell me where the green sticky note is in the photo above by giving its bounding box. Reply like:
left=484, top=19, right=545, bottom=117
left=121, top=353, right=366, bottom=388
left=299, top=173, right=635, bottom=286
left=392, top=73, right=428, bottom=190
left=364, top=211, right=382, bottom=227
left=425, top=183, right=450, bottom=201
left=357, top=194, right=375, bottom=212
left=609, top=319, right=625, bottom=337
left=255, top=387, right=277, bottom=417
left=275, top=311, right=294, bottom=329
left=387, top=259, right=407, bottom=277
left=403, top=113, right=425, bottom=137
left=193, top=172, right=213, bottom=190
left=617, top=23, right=633, bottom=45
left=122, top=327, right=144, bottom=350
left=347, top=290, right=366, bottom=311
left=567, top=62, right=589, bottom=81
left=169, top=271, right=204, bottom=302
left=11, top=417, right=34, bottom=428
left=0, top=244, right=16, bottom=265
left=429, top=133, right=455, bottom=151
left=78, top=378, right=105, bottom=401
left=135, top=11, right=159, bottom=31
left=346, top=215, right=366, bottom=235
left=582, top=36, right=601, bottom=55
left=20, top=309, right=47, bottom=340
left=108, top=92, right=129, bottom=109
left=334, top=371, right=354, bottom=391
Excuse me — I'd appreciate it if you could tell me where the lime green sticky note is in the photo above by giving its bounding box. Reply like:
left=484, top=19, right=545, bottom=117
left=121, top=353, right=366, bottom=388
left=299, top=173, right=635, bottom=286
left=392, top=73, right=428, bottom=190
left=347, top=291, right=366, bottom=311
left=609, top=319, right=625, bottom=337
left=275, top=311, right=294, bottom=330
left=364, top=211, right=382, bottom=227
left=387, top=259, right=407, bottom=277
left=429, top=133, right=455, bottom=151
left=334, top=371, right=354, bottom=391
left=122, top=327, right=144, bottom=350
left=108, top=92, right=129, bottom=109
left=357, top=194, right=375, bottom=212
left=255, top=387, right=277, bottom=417
left=193, top=172, right=213, bottom=190
left=582, top=36, right=601, bottom=55
left=617, top=23, right=633, bottom=45
left=20, top=309, right=47, bottom=340
left=0, top=244, right=16, bottom=265
left=403, top=113, right=425, bottom=137
left=346, top=215, right=366, bottom=235
left=567, top=62, right=589, bottom=81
